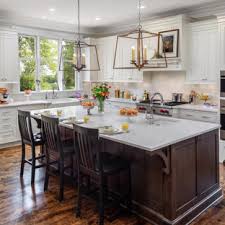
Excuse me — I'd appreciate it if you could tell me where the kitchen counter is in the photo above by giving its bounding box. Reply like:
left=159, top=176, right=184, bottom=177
left=30, top=105, right=220, bottom=152
left=0, top=98, right=80, bottom=108
left=106, top=97, right=137, bottom=104
left=107, top=98, right=219, bottom=113
left=174, top=103, right=219, bottom=112
left=30, top=105, right=222, bottom=225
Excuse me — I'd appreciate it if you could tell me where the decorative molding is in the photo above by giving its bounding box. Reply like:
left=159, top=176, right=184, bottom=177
left=148, top=148, right=171, bottom=175
left=0, top=1, right=224, bottom=37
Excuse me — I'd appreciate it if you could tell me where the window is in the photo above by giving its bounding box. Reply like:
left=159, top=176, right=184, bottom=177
left=40, top=38, right=58, bottom=90
left=19, top=36, right=36, bottom=91
left=19, top=35, right=77, bottom=92
left=63, top=41, right=75, bottom=90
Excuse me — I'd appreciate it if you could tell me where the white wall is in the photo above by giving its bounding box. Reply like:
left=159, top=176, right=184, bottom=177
left=83, top=71, right=219, bottom=104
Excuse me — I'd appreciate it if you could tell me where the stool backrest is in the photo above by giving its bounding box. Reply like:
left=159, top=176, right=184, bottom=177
left=41, top=115, right=63, bottom=158
left=18, top=110, right=34, bottom=145
left=73, top=124, right=101, bottom=172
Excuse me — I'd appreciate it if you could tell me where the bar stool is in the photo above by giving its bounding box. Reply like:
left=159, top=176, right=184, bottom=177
left=73, top=124, right=132, bottom=225
left=41, top=115, right=74, bottom=201
left=18, top=110, right=45, bottom=184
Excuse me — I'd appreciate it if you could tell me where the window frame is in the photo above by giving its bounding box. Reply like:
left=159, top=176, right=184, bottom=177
left=18, top=34, right=77, bottom=92
left=18, top=34, right=37, bottom=91
left=61, top=39, right=76, bottom=90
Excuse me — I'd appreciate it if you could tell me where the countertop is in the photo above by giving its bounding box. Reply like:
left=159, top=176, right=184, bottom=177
left=0, top=98, right=80, bottom=108
left=173, top=103, right=219, bottom=113
left=107, top=98, right=219, bottom=113
left=30, top=105, right=220, bottom=152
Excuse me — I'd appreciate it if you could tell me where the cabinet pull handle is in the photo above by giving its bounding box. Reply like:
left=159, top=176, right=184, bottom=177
left=185, top=114, right=193, bottom=117
left=201, top=116, right=210, bottom=119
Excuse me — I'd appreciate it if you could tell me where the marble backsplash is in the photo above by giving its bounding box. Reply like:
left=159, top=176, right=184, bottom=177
left=83, top=71, right=219, bottom=105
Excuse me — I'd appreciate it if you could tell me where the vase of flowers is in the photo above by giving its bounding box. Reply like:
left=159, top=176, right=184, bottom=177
left=92, top=83, right=111, bottom=114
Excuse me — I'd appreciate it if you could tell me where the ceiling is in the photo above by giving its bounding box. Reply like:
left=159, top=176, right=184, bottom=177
left=0, top=0, right=223, bottom=30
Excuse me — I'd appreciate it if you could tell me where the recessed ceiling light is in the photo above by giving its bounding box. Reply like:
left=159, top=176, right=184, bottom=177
left=138, top=5, right=146, bottom=9
left=95, top=17, right=102, bottom=21
left=49, top=8, right=55, bottom=12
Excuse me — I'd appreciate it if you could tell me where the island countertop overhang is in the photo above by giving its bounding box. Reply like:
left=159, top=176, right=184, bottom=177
left=30, top=105, right=220, bottom=152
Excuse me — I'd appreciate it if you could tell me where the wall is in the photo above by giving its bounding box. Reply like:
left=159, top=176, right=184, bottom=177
left=83, top=71, right=219, bottom=104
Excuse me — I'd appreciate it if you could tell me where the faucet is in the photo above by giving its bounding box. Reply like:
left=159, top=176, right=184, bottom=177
left=150, top=92, right=164, bottom=106
left=52, top=83, right=59, bottom=99
left=145, top=92, right=164, bottom=124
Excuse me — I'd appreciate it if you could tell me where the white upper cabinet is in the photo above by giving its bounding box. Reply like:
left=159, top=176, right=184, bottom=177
left=142, top=15, right=189, bottom=71
left=186, top=20, right=218, bottom=83
left=85, top=36, right=143, bottom=82
left=0, top=30, right=19, bottom=83
left=218, top=16, right=225, bottom=70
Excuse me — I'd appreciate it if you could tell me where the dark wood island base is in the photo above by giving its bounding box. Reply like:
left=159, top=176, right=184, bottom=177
left=102, top=129, right=223, bottom=225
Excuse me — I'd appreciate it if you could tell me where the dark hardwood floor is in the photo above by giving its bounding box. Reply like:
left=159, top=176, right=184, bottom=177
left=0, top=146, right=224, bottom=225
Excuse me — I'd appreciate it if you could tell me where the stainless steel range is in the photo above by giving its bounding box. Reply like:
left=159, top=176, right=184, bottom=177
left=136, top=100, right=188, bottom=117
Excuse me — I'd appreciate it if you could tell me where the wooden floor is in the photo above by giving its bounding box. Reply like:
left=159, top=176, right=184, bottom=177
left=0, top=146, right=224, bottom=225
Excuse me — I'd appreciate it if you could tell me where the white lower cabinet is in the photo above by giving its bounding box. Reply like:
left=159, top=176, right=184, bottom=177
left=0, top=104, right=46, bottom=146
left=173, top=108, right=218, bottom=123
left=0, top=108, right=18, bottom=144
left=219, top=141, right=225, bottom=163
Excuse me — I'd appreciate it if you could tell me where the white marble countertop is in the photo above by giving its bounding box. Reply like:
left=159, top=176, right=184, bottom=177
left=106, top=98, right=137, bottom=104
left=30, top=105, right=220, bottom=152
left=0, top=98, right=80, bottom=108
left=173, top=103, right=219, bottom=113
left=107, top=98, right=219, bottom=113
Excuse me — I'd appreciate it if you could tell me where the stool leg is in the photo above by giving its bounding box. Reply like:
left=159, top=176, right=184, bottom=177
left=127, top=166, right=132, bottom=210
left=76, top=170, right=81, bottom=217
left=59, top=162, right=64, bottom=202
left=31, top=146, right=36, bottom=184
left=44, top=164, right=49, bottom=191
left=99, top=175, right=105, bottom=225
left=20, top=143, right=26, bottom=177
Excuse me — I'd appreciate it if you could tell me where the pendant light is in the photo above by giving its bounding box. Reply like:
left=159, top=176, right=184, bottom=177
left=59, top=0, right=100, bottom=72
left=113, top=0, right=167, bottom=70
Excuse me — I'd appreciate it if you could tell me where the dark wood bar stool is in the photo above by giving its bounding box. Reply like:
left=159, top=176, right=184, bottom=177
left=18, top=110, right=45, bottom=184
left=73, top=124, right=132, bottom=225
left=41, top=115, right=74, bottom=202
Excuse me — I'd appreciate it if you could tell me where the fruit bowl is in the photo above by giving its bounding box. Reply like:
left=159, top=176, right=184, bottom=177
left=119, top=108, right=138, bottom=122
left=81, top=101, right=96, bottom=115
left=119, top=107, right=138, bottom=117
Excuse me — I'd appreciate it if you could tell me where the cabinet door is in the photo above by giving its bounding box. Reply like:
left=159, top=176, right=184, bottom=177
left=206, top=29, right=218, bottom=82
left=219, top=22, right=225, bottom=70
left=0, top=35, right=4, bottom=81
left=0, top=32, right=19, bottom=83
left=186, top=22, right=218, bottom=83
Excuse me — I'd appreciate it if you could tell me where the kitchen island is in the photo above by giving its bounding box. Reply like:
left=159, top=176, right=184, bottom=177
left=31, top=105, right=222, bottom=225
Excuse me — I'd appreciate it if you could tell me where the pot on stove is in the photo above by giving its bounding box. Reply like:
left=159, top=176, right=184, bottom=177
left=172, top=93, right=183, bottom=102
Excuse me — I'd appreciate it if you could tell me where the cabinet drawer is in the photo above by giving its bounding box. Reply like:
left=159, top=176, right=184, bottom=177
left=0, top=129, right=18, bottom=144
left=0, top=109, right=16, bottom=118
left=175, top=109, right=218, bottom=123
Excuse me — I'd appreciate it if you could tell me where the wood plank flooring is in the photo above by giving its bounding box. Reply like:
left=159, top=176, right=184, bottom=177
left=0, top=146, right=224, bottom=225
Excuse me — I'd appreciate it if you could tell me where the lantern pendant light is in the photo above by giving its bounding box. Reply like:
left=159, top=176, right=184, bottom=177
left=113, top=0, right=167, bottom=70
left=59, top=0, right=100, bottom=72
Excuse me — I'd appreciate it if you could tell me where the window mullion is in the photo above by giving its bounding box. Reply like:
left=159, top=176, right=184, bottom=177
left=58, top=38, right=63, bottom=91
left=36, top=36, right=40, bottom=92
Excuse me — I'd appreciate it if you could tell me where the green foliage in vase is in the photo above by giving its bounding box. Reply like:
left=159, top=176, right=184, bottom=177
left=92, top=83, right=111, bottom=101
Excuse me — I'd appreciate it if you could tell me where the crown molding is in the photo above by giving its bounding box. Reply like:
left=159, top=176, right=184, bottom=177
left=90, top=0, right=225, bottom=37
left=0, top=0, right=224, bottom=37
left=0, top=9, right=94, bottom=36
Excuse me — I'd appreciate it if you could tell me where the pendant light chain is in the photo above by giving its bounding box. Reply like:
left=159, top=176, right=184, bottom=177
left=138, top=0, right=142, bottom=29
left=59, top=0, right=100, bottom=72
left=77, top=0, right=81, bottom=41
